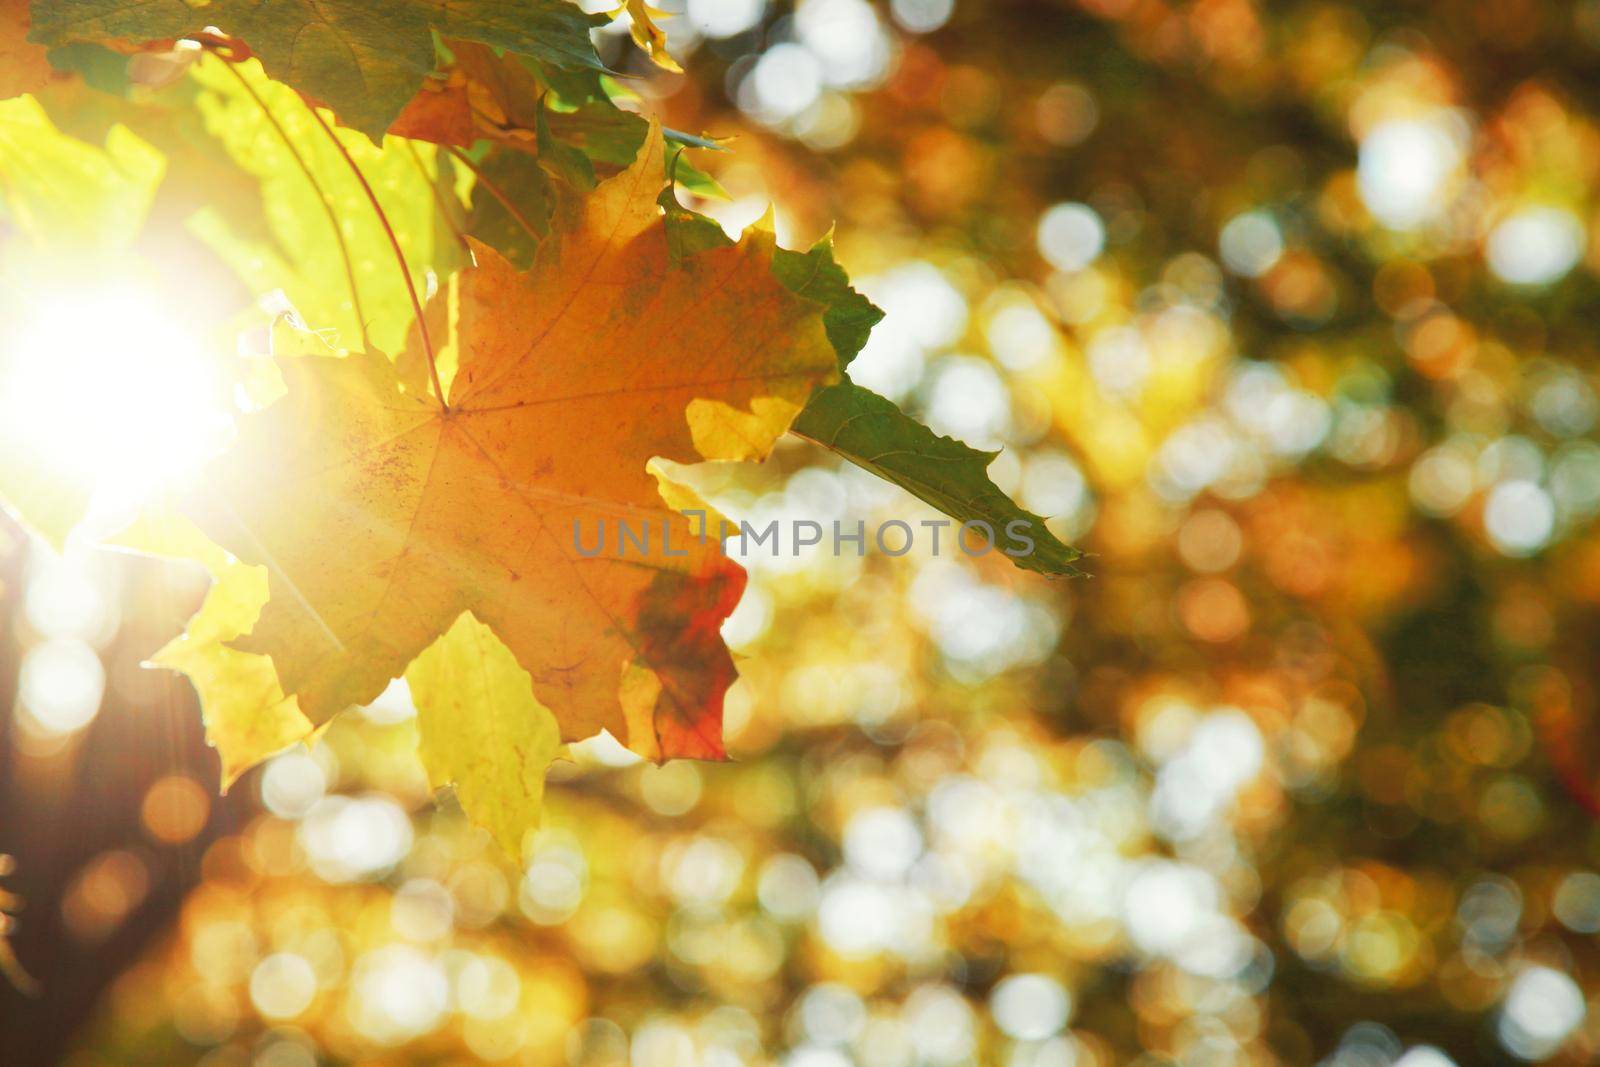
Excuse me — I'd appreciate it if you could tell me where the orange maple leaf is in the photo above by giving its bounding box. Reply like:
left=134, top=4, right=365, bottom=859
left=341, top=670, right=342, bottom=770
left=1, top=0, right=61, bottom=101
left=191, top=124, right=836, bottom=760
left=385, top=72, right=476, bottom=147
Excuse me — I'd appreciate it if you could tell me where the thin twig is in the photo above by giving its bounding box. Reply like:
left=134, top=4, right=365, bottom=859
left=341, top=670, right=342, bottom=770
left=305, top=104, right=446, bottom=410
left=212, top=54, right=369, bottom=351
left=446, top=145, right=542, bottom=240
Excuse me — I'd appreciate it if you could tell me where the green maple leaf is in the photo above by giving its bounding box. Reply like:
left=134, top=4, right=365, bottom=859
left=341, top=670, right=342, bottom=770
left=777, top=237, right=1081, bottom=577
left=661, top=206, right=1085, bottom=578
left=463, top=146, right=550, bottom=270
left=772, top=233, right=887, bottom=371
left=29, top=0, right=606, bottom=141
left=792, top=382, right=1084, bottom=578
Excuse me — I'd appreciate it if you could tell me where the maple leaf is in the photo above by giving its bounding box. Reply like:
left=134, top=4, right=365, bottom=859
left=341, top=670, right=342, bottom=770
left=125, top=507, right=566, bottom=852
left=386, top=72, right=476, bottom=147
left=411, top=43, right=722, bottom=193
left=0, top=0, right=57, bottom=101
left=406, top=612, right=562, bottom=856
left=115, top=511, right=316, bottom=789
left=452, top=39, right=547, bottom=142
left=189, top=124, right=837, bottom=760
left=792, top=383, right=1084, bottom=577
left=0, top=98, right=165, bottom=546
left=664, top=206, right=1086, bottom=579
left=0, top=855, right=34, bottom=996
left=0, top=94, right=161, bottom=249
left=777, top=248, right=1081, bottom=576
left=187, top=58, right=466, bottom=358
left=611, top=0, right=681, bottom=74
left=29, top=0, right=606, bottom=141
left=463, top=147, right=551, bottom=269
left=154, top=559, right=318, bottom=788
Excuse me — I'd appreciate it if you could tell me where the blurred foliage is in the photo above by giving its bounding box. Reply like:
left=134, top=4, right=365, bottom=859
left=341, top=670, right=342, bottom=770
left=9, top=0, right=1600, bottom=1066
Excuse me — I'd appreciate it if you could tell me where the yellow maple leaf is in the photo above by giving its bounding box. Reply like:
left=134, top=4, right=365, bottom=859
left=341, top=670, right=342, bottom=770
left=116, top=511, right=315, bottom=789
left=0, top=854, right=34, bottom=995
left=406, top=613, right=562, bottom=857
left=615, top=0, right=681, bottom=74
left=190, top=123, right=836, bottom=761
left=151, top=560, right=319, bottom=790
left=129, top=510, right=567, bottom=849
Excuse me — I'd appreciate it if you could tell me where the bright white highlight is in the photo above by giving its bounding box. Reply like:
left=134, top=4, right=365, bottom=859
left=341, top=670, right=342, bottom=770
left=990, top=974, right=1072, bottom=1039
left=1499, top=966, right=1585, bottom=1059
left=1357, top=115, right=1464, bottom=230
left=687, top=0, right=766, bottom=37
left=0, top=284, right=229, bottom=512
left=1486, top=207, right=1586, bottom=286
left=1219, top=210, right=1284, bottom=277
left=249, top=953, right=318, bottom=1020
left=1037, top=202, right=1106, bottom=272
left=19, top=639, right=105, bottom=736
left=1483, top=479, right=1555, bottom=556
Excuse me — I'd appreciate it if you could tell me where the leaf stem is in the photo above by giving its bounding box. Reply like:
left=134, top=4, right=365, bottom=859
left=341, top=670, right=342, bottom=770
left=447, top=146, right=542, bottom=241
left=213, top=54, right=369, bottom=351
left=305, top=104, right=447, bottom=411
